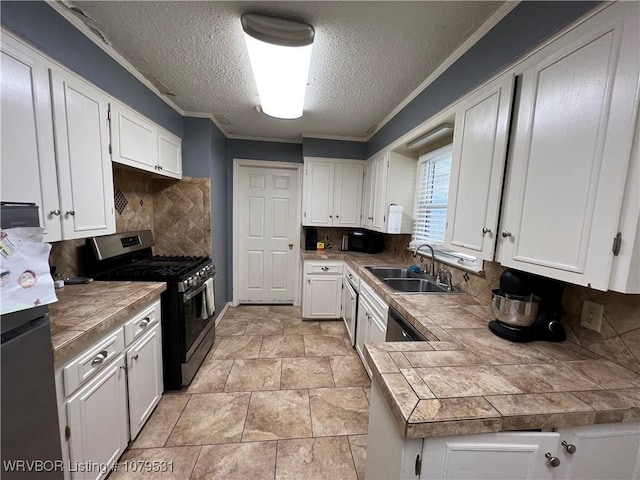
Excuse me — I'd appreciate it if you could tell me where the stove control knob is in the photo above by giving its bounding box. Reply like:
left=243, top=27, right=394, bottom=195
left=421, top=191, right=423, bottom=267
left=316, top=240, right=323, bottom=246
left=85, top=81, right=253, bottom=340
left=188, top=277, right=194, bottom=287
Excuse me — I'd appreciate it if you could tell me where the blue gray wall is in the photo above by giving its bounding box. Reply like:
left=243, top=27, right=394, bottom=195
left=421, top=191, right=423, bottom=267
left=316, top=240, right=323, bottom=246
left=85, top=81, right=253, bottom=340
left=367, top=1, right=600, bottom=156
left=0, top=1, right=182, bottom=136
left=302, top=138, right=368, bottom=160
left=182, top=117, right=228, bottom=315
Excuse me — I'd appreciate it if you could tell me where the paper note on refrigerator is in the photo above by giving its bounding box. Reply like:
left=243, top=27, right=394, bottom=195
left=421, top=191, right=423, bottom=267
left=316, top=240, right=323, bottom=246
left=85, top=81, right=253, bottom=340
left=0, top=227, right=57, bottom=315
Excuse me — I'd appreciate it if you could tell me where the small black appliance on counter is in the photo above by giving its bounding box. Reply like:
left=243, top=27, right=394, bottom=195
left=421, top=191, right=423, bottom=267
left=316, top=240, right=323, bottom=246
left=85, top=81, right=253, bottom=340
left=348, top=230, right=384, bottom=254
left=489, top=268, right=567, bottom=343
left=305, top=227, right=318, bottom=250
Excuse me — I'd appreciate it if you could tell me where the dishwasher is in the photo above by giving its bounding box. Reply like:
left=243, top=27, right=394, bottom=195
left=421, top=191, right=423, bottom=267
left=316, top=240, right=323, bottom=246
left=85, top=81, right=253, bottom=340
left=386, top=306, right=428, bottom=342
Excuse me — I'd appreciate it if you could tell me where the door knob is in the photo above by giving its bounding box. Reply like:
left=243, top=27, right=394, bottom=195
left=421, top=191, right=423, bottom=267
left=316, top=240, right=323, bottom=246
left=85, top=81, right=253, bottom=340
left=501, top=231, right=512, bottom=238
left=288, top=243, right=293, bottom=249
left=50, top=209, right=61, bottom=216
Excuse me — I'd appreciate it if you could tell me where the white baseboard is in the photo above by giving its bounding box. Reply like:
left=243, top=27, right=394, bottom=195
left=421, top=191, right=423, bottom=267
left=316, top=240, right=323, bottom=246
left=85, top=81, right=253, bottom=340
left=215, top=302, right=232, bottom=325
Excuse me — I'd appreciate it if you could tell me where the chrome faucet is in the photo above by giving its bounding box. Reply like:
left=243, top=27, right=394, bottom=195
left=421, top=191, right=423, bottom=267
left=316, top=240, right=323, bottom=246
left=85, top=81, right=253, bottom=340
left=413, top=243, right=436, bottom=277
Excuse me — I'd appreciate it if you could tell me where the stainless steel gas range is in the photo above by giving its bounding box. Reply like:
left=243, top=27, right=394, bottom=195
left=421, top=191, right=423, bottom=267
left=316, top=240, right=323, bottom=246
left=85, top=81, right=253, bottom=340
left=87, top=230, right=216, bottom=390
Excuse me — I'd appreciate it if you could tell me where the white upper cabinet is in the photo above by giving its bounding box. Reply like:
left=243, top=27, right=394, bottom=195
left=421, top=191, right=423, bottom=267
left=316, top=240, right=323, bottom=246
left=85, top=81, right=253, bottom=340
left=0, top=39, right=61, bottom=241
left=363, top=151, right=416, bottom=234
left=110, top=101, right=182, bottom=179
left=497, top=2, right=639, bottom=290
left=1, top=34, right=115, bottom=241
left=157, top=130, right=182, bottom=179
left=110, top=102, right=156, bottom=170
left=445, top=75, right=515, bottom=260
left=51, top=70, right=115, bottom=240
left=302, top=157, right=363, bottom=227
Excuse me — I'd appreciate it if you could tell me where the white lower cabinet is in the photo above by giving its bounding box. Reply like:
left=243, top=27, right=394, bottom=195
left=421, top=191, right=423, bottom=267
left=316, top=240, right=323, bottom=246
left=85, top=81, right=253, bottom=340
left=356, top=280, right=388, bottom=377
left=555, top=422, right=640, bottom=480
left=302, top=260, right=343, bottom=319
left=57, top=299, right=163, bottom=479
left=126, top=324, right=163, bottom=440
left=367, top=381, right=640, bottom=480
left=66, top=355, right=128, bottom=480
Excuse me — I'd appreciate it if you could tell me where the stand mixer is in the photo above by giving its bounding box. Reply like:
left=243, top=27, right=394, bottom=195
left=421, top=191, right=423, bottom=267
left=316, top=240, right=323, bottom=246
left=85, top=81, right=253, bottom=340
left=489, top=269, right=567, bottom=343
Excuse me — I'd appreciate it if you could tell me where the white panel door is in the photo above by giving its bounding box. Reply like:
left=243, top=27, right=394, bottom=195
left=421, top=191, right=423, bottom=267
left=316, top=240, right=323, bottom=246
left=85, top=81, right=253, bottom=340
left=556, top=422, right=640, bottom=480
left=238, top=166, right=299, bottom=303
left=126, top=325, right=163, bottom=440
left=157, top=130, right=182, bottom=179
left=445, top=75, right=514, bottom=260
left=421, top=432, right=560, bottom=480
left=0, top=41, right=61, bottom=240
left=51, top=71, right=115, bottom=240
left=334, top=162, right=364, bottom=227
left=66, top=356, right=128, bottom=480
left=498, top=6, right=639, bottom=290
left=303, top=160, right=334, bottom=226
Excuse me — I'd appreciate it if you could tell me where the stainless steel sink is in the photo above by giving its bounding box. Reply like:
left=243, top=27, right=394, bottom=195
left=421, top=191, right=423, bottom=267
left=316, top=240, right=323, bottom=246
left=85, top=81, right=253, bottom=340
left=364, top=265, right=464, bottom=294
left=364, top=266, right=421, bottom=280
left=384, top=278, right=448, bottom=293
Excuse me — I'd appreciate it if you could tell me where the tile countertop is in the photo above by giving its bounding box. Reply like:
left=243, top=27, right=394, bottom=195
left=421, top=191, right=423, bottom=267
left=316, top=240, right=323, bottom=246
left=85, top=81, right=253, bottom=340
left=48, top=281, right=166, bottom=364
left=304, top=250, right=640, bottom=438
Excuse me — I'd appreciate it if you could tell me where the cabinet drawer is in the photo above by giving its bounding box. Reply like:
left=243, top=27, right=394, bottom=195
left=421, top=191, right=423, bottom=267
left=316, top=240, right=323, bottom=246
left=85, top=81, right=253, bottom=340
left=123, top=299, right=161, bottom=346
left=63, top=329, right=125, bottom=396
left=305, top=261, right=344, bottom=275
left=345, top=264, right=361, bottom=289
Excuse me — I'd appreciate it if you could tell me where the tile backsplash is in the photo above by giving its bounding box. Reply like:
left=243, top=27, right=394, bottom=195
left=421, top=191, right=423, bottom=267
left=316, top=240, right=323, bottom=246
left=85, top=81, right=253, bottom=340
left=50, top=167, right=211, bottom=276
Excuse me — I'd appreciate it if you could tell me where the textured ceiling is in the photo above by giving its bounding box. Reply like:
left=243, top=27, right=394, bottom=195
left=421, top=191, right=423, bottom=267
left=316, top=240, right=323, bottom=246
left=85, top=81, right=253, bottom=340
left=68, top=1, right=505, bottom=141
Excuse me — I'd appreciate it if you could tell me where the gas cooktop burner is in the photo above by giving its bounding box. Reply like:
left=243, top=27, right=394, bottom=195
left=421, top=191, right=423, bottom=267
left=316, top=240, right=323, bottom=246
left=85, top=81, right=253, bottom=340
left=104, top=255, right=210, bottom=279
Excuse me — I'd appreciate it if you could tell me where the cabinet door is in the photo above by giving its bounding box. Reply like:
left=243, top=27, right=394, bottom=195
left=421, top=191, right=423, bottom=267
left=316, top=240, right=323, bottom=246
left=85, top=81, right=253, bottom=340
left=361, top=159, right=375, bottom=229
left=0, top=40, right=61, bottom=241
left=51, top=71, right=115, bottom=240
left=333, top=162, right=364, bottom=227
left=498, top=5, right=639, bottom=290
left=355, top=300, right=371, bottom=377
left=342, top=277, right=357, bottom=346
left=556, top=422, right=640, bottom=480
left=303, top=161, right=334, bottom=226
left=371, top=154, right=389, bottom=231
left=421, top=431, right=560, bottom=480
left=303, top=276, right=342, bottom=319
left=110, top=102, right=156, bottom=172
left=66, top=356, right=128, bottom=480
left=157, top=130, right=182, bottom=179
left=367, top=311, right=386, bottom=345
left=127, top=325, right=163, bottom=440
left=445, top=75, right=514, bottom=260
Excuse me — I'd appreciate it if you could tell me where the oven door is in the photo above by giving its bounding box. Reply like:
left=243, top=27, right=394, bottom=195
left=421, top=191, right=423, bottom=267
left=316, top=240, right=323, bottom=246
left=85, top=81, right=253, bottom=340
left=182, top=281, right=215, bottom=361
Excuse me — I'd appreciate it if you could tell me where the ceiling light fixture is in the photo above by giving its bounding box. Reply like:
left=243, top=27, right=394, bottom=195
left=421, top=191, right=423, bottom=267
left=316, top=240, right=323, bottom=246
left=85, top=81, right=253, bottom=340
left=241, top=13, right=314, bottom=120
left=407, top=123, right=455, bottom=150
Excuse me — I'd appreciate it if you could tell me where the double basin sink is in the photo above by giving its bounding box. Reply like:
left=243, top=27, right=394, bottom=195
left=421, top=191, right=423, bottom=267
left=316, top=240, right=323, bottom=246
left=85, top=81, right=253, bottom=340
left=365, top=266, right=463, bottom=295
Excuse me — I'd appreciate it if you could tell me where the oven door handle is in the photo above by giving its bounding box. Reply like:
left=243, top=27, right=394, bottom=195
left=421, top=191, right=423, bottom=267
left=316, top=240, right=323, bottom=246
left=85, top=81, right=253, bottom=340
left=183, top=281, right=208, bottom=302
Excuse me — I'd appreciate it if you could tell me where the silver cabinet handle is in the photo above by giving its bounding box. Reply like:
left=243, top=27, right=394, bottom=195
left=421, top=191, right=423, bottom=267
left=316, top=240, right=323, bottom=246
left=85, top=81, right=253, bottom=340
left=482, top=227, right=492, bottom=234
left=368, top=216, right=373, bottom=220
left=561, top=441, right=576, bottom=454
left=501, top=231, right=512, bottom=238
left=131, top=353, right=139, bottom=360
left=139, top=317, right=150, bottom=328
left=321, top=267, right=329, bottom=271
left=288, top=243, right=293, bottom=249
left=50, top=209, right=61, bottom=216
left=545, top=453, right=560, bottom=467
left=91, top=350, right=108, bottom=365
left=335, top=215, right=339, bottom=218
left=66, top=210, right=75, bottom=216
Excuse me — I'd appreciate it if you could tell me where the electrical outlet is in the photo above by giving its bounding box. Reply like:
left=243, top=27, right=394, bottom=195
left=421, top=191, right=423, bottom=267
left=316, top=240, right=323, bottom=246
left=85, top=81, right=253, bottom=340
left=580, top=300, right=604, bottom=332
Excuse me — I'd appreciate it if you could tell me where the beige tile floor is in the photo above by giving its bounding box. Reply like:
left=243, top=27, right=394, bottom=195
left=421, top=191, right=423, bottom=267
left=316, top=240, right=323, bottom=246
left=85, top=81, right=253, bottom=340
left=111, top=305, right=371, bottom=480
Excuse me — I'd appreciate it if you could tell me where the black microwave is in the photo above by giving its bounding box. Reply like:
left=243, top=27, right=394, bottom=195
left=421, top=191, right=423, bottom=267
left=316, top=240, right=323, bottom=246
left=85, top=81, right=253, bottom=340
left=348, top=230, right=384, bottom=254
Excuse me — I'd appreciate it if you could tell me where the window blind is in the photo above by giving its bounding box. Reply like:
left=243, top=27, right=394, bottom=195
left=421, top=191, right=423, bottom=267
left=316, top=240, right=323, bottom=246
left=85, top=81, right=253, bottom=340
left=412, top=145, right=452, bottom=244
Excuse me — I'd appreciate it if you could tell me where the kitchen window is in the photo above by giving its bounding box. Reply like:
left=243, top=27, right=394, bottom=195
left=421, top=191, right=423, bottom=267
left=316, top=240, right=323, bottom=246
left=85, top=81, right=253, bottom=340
left=410, top=143, right=481, bottom=272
